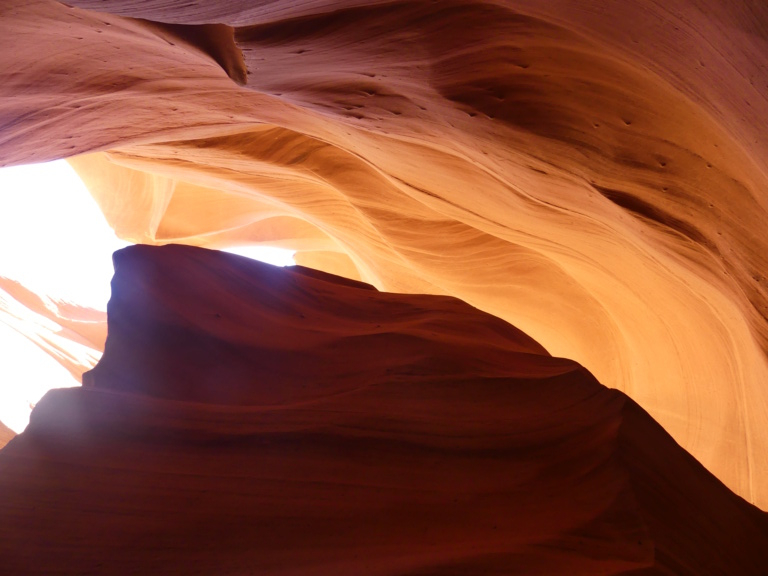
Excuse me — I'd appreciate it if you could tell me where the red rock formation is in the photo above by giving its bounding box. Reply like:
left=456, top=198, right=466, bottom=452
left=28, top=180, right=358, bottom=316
left=0, top=422, right=14, bottom=450
left=1, top=244, right=766, bottom=574
left=0, top=276, right=105, bottom=383
left=1, top=0, right=768, bottom=509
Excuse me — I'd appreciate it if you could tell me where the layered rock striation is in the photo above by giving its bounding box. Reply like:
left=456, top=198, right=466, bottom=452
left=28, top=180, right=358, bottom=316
left=1, top=244, right=766, bottom=574
left=1, top=0, right=767, bottom=507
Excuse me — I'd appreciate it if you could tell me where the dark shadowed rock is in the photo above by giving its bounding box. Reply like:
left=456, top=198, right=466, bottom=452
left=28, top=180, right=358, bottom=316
left=0, top=245, right=766, bottom=574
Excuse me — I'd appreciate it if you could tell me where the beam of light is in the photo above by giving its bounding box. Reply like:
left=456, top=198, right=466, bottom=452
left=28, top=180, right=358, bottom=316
left=0, top=159, right=127, bottom=433
left=223, top=245, right=296, bottom=267
left=0, top=160, right=130, bottom=310
left=0, top=160, right=295, bottom=434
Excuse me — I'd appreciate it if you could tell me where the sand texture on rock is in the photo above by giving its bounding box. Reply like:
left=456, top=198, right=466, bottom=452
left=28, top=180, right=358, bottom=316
left=1, top=0, right=768, bottom=506
left=1, top=244, right=767, bottom=574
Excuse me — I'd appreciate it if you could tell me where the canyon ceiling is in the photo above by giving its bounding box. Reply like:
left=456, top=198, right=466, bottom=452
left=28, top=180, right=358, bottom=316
left=1, top=0, right=768, bottom=512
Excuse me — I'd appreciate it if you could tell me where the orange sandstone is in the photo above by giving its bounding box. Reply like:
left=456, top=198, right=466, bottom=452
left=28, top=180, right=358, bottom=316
left=0, top=0, right=767, bottom=509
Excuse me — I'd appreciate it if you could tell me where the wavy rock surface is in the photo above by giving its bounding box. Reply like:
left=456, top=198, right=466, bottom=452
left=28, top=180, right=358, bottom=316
left=0, top=276, right=105, bottom=382
left=1, top=244, right=767, bottom=574
left=1, top=0, right=768, bottom=507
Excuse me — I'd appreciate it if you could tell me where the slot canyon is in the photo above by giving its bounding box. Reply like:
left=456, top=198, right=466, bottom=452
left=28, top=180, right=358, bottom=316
left=1, top=0, right=768, bottom=572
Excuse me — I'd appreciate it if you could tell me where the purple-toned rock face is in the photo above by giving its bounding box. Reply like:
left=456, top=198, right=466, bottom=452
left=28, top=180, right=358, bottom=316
left=1, top=244, right=766, bottom=574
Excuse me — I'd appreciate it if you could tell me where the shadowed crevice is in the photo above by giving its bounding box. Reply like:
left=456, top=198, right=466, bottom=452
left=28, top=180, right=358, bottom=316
left=139, top=20, right=247, bottom=85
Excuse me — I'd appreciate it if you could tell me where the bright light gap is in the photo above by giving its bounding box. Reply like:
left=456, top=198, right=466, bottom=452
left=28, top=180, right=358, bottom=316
left=0, top=159, right=294, bottom=433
